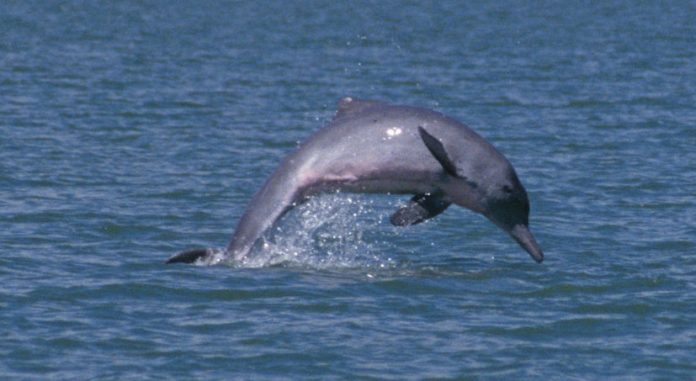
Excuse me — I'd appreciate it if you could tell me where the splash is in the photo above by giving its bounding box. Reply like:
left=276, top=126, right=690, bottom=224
left=233, top=193, right=402, bottom=270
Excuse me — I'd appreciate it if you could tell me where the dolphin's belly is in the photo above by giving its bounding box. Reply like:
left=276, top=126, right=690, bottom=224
left=294, top=132, right=443, bottom=196
left=302, top=169, right=441, bottom=197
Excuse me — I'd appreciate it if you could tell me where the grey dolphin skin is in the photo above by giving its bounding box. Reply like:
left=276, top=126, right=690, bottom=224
left=168, top=97, right=544, bottom=265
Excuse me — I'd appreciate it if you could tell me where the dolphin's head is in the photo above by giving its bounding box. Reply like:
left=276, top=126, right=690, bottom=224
left=416, top=126, right=544, bottom=263
left=482, top=170, right=544, bottom=263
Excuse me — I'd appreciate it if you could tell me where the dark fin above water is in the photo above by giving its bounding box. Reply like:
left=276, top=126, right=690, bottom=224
left=333, top=97, right=385, bottom=121
left=418, top=126, right=458, bottom=177
left=166, top=248, right=212, bottom=264
left=390, top=192, right=451, bottom=226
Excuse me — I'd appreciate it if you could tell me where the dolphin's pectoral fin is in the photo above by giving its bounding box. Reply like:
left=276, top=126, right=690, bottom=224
left=390, top=193, right=451, bottom=226
left=418, top=126, right=458, bottom=177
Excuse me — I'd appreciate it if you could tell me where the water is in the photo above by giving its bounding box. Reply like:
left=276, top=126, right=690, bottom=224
left=2, top=1, right=695, bottom=379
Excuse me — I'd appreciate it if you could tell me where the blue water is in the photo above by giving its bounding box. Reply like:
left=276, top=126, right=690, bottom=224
left=2, top=1, right=695, bottom=379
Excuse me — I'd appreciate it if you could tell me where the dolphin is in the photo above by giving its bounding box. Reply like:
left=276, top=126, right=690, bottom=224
left=167, top=97, right=544, bottom=265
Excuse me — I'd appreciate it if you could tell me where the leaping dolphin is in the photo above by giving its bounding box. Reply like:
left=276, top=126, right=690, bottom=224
left=168, top=97, right=544, bottom=265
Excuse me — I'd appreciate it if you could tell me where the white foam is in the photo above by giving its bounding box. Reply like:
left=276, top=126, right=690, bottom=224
left=232, top=193, right=401, bottom=270
left=192, top=247, right=228, bottom=266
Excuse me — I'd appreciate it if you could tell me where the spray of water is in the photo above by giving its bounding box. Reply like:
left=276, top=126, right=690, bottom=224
left=232, top=193, right=403, bottom=270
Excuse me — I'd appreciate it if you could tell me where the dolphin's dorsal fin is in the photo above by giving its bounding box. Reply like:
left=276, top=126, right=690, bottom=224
left=418, top=126, right=458, bottom=177
left=333, top=97, right=384, bottom=120
left=390, top=192, right=451, bottom=226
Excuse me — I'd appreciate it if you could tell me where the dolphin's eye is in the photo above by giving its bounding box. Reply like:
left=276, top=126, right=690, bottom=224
left=502, top=185, right=513, bottom=194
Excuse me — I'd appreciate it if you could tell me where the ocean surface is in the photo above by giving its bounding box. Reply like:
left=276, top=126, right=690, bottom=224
left=2, top=1, right=695, bottom=379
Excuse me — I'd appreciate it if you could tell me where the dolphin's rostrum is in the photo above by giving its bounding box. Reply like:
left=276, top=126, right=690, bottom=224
left=168, top=98, right=544, bottom=265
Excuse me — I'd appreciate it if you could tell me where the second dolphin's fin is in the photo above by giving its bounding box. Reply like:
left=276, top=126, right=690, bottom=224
left=390, top=192, right=451, bottom=226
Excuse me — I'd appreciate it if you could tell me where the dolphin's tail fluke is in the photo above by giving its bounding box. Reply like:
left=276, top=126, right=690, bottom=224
left=166, top=248, right=227, bottom=265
